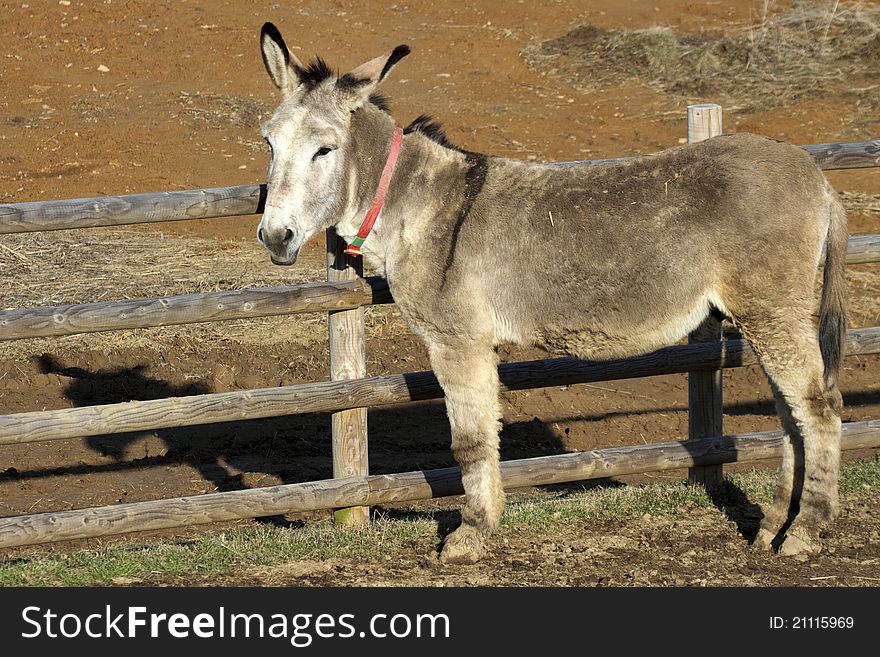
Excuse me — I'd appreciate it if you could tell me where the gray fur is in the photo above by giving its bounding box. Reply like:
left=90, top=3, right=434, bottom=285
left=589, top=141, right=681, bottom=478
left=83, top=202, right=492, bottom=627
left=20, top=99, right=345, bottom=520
left=256, top=25, right=848, bottom=563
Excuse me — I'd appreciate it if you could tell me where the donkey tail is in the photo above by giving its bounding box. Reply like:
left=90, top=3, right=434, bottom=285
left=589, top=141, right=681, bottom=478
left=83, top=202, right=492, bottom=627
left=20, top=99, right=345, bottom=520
left=818, top=185, right=848, bottom=390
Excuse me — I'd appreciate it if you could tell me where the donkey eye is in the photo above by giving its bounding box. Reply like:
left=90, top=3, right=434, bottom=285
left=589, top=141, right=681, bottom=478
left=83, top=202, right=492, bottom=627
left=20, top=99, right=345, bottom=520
left=313, top=145, right=335, bottom=160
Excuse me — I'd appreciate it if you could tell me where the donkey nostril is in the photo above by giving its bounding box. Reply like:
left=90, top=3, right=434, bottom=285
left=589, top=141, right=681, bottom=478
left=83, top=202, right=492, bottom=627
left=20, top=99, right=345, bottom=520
left=283, top=228, right=294, bottom=243
left=258, top=228, right=265, bottom=244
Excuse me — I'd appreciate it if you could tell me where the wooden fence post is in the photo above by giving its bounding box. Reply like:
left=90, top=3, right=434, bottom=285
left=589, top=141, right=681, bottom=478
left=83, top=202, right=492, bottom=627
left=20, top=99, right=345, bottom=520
left=326, top=228, right=370, bottom=526
left=687, top=103, right=725, bottom=488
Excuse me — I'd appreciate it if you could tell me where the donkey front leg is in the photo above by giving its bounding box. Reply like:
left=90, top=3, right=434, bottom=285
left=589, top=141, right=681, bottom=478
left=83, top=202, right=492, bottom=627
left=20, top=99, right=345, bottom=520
left=429, top=340, right=505, bottom=564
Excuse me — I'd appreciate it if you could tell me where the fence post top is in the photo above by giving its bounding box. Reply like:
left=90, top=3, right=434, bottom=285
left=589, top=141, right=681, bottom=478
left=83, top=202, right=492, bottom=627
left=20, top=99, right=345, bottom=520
left=688, top=104, right=723, bottom=143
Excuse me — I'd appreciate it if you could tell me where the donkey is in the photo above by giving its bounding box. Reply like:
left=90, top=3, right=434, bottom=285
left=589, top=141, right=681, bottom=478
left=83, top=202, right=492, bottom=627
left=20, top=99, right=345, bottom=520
left=255, top=22, right=848, bottom=564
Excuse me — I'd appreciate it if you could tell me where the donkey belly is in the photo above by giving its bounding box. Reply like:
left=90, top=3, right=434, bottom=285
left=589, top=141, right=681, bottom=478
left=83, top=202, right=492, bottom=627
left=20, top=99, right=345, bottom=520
left=518, top=278, right=723, bottom=361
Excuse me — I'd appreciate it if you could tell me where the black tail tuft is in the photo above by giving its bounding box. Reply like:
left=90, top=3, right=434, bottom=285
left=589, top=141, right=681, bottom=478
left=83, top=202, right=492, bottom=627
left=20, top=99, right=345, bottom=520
left=818, top=189, right=848, bottom=389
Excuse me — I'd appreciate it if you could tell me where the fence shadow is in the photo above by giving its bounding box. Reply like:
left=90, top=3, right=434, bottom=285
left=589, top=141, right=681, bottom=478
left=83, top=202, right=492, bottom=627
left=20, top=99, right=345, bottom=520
left=20, top=357, right=570, bottom=505
left=15, top=355, right=878, bottom=542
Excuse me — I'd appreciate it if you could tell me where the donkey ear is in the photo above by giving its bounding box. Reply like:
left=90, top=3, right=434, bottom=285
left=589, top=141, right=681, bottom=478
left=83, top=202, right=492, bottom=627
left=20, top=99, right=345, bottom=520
left=339, top=45, right=410, bottom=106
left=260, top=22, right=305, bottom=94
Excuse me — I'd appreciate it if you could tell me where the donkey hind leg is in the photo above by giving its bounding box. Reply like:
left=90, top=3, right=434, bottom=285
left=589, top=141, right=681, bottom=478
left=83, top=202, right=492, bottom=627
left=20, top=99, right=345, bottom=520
left=744, top=320, right=842, bottom=556
left=429, top=341, right=505, bottom=565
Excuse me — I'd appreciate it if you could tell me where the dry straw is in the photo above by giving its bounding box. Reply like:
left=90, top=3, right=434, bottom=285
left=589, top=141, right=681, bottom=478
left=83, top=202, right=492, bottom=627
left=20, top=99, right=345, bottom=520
left=524, top=0, right=880, bottom=110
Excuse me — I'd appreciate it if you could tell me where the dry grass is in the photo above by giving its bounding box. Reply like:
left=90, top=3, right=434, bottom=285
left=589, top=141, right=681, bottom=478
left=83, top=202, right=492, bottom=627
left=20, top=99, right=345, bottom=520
left=0, top=228, right=314, bottom=307
left=847, top=267, right=880, bottom=328
left=0, top=227, right=411, bottom=360
left=524, top=0, right=880, bottom=111
left=841, top=191, right=880, bottom=214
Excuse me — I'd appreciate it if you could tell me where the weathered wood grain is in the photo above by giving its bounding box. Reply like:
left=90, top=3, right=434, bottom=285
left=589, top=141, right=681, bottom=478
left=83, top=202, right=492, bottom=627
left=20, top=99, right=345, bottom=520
left=326, top=228, right=370, bottom=526
left=687, top=104, right=725, bottom=488
left=0, top=419, right=875, bottom=548
left=841, top=235, right=880, bottom=265
left=803, top=140, right=880, bottom=171
left=0, top=277, right=393, bottom=341
left=0, top=185, right=265, bottom=234
left=0, top=326, right=876, bottom=446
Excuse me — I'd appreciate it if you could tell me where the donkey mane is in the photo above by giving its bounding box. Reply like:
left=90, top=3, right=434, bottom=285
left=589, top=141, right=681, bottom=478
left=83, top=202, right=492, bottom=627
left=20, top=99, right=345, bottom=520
left=366, top=93, right=391, bottom=113
left=403, top=115, right=463, bottom=151
left=297, top=56, right=335, bottom=90
left=297, top=56, right=389, bottom=100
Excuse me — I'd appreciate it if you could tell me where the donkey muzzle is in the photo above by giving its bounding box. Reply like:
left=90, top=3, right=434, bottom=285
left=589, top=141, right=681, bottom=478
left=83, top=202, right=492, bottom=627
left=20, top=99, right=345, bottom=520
left=270, top=253, right=298, bottom=266
left=258, top=226, right=299, bottom=266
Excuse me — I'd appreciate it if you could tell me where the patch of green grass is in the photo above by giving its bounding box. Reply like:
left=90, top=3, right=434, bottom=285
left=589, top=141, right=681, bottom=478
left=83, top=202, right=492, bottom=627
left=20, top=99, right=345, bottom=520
left=501, top=482, right=715, bottom=528
left=0, top=518, right=439, bottom=587
left=728, top=468, right=778, bottom=504
left=838, top=454, right=880, bottom=494
left=1, top=457, right=877, bottom=586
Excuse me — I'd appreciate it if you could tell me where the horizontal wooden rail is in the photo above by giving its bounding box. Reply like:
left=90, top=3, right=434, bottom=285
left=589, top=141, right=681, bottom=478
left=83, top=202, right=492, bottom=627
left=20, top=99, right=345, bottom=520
left=0, top=236, right=876, bottom=342
left=802, top=140, right=880, bottom=171
left=1, top=141, right=877, bottom=234
left=843, top=234, right=880, bottom=265
left=0, top=185, right=266, bottom=234
left=0, top=277, right=393, bottom=341
left=0, top=419, right=875, bottom=548
left=0, top=326, right=877, bottom=446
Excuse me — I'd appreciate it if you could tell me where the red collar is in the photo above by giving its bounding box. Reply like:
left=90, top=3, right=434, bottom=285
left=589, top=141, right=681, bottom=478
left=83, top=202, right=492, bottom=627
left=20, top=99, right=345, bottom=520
left=344, top=126, right=405, bottom=257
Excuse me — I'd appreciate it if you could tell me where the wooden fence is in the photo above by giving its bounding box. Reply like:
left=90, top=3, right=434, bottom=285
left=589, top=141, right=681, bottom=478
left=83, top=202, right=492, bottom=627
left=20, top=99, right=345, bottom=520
left=0, top=104, right=878, bottom=548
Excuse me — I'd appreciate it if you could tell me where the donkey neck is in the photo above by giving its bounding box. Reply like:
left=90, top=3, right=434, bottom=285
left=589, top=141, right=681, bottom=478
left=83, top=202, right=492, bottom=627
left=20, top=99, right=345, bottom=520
left=337, top=106, right=472, bottom=273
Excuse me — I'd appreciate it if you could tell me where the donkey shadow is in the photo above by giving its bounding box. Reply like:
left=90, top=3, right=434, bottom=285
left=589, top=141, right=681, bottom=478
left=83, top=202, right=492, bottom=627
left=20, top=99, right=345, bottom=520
left=34, top=354, right=243, bottom=492
left=29, top=354, right=570, bottom=512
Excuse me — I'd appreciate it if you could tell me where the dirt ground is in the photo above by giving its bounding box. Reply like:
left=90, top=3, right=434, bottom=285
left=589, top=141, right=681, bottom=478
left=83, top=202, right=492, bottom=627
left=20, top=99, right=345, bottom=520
left=1, top=0, right=879, bottom=586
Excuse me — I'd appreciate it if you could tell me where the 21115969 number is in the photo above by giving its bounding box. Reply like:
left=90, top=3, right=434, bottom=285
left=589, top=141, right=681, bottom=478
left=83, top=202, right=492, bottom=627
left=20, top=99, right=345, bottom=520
left=770, top=616, right=855, bottom=629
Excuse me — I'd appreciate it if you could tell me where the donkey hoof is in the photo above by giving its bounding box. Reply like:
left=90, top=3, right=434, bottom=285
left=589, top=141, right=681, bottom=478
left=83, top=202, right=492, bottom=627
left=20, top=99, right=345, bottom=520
left=752, top=527, right=777, bottom=551
left=778, top=529, right=821, bottom=557
left=439, top=526, right=486, bottom=565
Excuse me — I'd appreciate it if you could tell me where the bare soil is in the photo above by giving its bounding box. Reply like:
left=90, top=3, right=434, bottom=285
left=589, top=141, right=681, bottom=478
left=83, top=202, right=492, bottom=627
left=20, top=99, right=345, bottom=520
left=172, top=494, right=880, bottom=587
left=1, top=0, right=879, bottom=586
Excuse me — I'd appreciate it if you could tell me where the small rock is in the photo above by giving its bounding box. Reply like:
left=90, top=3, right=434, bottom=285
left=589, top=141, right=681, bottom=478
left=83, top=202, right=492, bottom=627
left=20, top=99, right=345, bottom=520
left=97, top=64, right=110, bottom=73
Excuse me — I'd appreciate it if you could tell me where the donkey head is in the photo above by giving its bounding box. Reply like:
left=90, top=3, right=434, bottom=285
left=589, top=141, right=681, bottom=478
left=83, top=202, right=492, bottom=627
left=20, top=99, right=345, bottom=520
left=256, top=23, right=409, bottom=265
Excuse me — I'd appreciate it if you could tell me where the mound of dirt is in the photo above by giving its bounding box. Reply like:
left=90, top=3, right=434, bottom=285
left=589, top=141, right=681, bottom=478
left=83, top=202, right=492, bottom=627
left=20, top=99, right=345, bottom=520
left=524, top=1, right=880, bottom=110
